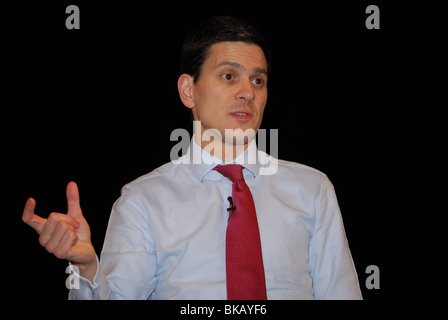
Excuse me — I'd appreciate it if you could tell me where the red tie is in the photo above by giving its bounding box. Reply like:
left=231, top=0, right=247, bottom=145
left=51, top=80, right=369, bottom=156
left=213, top=164, right=267, bottom=300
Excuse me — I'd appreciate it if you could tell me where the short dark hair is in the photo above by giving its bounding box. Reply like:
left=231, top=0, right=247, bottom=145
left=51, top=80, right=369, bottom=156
left=180, top=16, right=271, bottom=82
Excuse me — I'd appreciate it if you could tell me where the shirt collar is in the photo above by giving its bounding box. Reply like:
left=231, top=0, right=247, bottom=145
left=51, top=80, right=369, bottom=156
left=182, top=136, right=261, bottom=182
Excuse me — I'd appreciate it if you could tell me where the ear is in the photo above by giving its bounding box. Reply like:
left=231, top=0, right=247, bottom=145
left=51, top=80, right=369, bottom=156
left=177, top=74, right=196, bottom=109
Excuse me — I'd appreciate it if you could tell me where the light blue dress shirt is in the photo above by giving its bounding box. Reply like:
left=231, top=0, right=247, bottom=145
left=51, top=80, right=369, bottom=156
left=69, top=139, right=362, bottom=300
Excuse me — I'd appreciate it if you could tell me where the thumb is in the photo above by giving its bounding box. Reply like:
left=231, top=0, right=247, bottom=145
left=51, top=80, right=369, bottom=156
left=66, top=181, right=83, bottom=219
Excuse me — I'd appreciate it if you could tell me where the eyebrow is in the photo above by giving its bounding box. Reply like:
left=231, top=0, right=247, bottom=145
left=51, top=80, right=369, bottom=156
left=215, top=61, right=267, bottom=76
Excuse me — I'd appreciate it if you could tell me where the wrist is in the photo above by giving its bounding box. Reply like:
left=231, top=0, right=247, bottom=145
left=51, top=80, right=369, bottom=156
left=73, top=257, right=98, bottom=283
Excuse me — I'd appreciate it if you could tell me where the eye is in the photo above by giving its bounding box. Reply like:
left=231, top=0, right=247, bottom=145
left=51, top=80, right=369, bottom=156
left=222, top=73, right=233, bottom=81
left=252, top=78, right=264, bottom=86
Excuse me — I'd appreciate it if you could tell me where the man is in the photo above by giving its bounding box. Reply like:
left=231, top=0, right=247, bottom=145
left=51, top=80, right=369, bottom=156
left=22, top=16, right=362, bottom=299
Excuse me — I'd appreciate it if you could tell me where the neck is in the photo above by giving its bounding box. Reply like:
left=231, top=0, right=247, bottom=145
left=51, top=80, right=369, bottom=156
left=194, top=133, right=248, bottom=162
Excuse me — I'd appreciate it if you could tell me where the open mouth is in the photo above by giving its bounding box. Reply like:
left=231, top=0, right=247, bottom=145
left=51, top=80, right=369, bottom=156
left=230, top=111, right=253, bottom=122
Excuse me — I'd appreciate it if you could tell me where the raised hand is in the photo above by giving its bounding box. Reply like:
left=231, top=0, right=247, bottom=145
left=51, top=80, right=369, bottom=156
left=22, top=181, right=97, bottom=281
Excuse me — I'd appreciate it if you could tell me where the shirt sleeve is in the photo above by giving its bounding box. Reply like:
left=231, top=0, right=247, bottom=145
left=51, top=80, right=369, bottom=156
left=69, top=186, right=158, bottom=300
left=68, top=256, right=108, bottom=300
left=308, top=176, right=363, bottom=300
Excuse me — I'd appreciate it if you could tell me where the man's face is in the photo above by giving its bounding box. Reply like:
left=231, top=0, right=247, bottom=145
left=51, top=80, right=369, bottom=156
left=190, top=41, right=268, bottom=145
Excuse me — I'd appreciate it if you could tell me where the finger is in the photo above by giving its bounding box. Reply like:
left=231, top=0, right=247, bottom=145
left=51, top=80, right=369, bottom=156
left=66, top=182, right=83, bottom=220
left=22, top=198, right=46, bottom=234
left=39, top=212, right=80, bottom=246
left=44, top=220, right=76, bottom=254
left=53, top=230, right=78, bottom=260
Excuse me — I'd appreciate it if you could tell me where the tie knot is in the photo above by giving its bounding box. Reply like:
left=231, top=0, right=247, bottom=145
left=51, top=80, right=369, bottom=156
left=213, top=164, right=245, bottom=183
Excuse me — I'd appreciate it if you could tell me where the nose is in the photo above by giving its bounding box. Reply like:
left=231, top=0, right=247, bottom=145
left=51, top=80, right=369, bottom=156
left=237, top=79, right=255, bottom=103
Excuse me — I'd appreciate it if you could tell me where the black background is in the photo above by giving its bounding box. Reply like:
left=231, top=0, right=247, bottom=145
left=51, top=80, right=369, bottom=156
left=3, top=0, right=445, bottom=301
